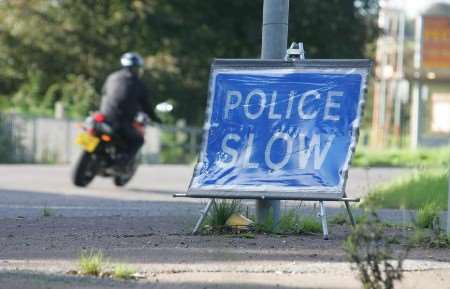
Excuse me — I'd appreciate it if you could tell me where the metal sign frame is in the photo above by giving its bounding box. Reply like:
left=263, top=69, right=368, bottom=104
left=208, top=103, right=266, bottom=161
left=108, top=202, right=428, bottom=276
left=175, top=58, right=372, bottom=238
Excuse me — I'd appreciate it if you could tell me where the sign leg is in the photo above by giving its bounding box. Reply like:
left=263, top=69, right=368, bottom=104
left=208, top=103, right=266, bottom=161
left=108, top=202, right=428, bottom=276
left=319, top=201, right=329, bottom=240
left=192, top=199, right=214, bottom=235
left=256, top=199, right=281, bottom=229
left=344, top=200, right=356, bottom=227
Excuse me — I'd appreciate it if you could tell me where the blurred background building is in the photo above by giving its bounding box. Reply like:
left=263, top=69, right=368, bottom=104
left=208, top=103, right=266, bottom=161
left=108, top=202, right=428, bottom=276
left=372, top=0, right=450, bottom=148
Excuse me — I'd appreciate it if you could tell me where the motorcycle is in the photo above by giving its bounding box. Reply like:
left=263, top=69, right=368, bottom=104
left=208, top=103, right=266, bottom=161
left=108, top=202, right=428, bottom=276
left=72, top=112, right=149, bottom=187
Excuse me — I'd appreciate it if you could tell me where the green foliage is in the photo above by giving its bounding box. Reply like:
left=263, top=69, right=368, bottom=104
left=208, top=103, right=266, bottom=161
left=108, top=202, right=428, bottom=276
left=330, top=212, right=350, bottom=225
left=408, top=229, right=428, bottom=246
left=257, top=209, right=322, bottom=234
left=344, top=211, right=409, bottom=289
left=159, top=130, right=196, bottom=164
left=0, top=1, right=378, bottom=125
left=113, top=264, right=137, bottom=280
left=0, top=115, right=21, bottom=163
left=277, top=209, right=300, bottom=233
left=363, top=169, right=448, bottom=210
left=43, top=74, right=98, bottom=118
left=204, top=200, right=241, bottom=232
left=408, top=203, right=449, bottom=248
left=79, top=249, right=104, bottom=276
left=290, top=0, right=379, bottom=59
left=353, top=147, right=450, bottom=168
left=416, top=203, right=440, bottom=229
left=0, top=0, right=155, bottom=117
left=299, top=216, right=322, bottom=234
left=41, top=207, right=54, bottom=217
left=255, top=209, right=275, bottom=233
left=408, top=229, right=449, bottom=249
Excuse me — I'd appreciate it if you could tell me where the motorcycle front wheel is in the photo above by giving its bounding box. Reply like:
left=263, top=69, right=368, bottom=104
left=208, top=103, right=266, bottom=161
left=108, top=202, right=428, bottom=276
left=72, top=151, right=97, bottom=187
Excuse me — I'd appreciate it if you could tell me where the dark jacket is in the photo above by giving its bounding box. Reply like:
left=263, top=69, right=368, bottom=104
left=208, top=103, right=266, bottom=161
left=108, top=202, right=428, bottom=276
left=100, top=68, right=158, bottom=125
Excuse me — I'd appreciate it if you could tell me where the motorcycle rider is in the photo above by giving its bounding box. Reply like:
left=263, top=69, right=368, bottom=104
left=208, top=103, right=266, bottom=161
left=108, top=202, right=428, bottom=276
left=100, top=52, right=161, bottom=166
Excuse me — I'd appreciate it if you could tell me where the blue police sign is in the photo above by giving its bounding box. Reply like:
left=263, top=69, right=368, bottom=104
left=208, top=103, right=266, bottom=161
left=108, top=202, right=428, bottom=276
left=189, top=59, right=371, bottom=199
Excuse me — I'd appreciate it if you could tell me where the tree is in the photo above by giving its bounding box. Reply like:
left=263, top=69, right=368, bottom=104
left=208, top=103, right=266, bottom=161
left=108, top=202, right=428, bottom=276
left=149, top=0, right=378, bottom=124
left=0, top=0, right=378, bottom=124
left=0, top=0, right=158, bottom=116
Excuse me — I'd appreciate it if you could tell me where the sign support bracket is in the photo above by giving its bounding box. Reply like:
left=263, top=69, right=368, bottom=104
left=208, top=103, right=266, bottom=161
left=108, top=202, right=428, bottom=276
left=192, top=198, right=215, bottom=235
left=318, top=201, right=329, bottom=240
left=344, top=199, right=356, bottom=227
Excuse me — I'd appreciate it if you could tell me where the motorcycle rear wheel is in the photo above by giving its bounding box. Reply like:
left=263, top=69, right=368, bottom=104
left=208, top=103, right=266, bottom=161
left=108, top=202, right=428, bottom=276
left=72, top=151, right=96, bottom=187
left=113, top=158, right=138, bottom=187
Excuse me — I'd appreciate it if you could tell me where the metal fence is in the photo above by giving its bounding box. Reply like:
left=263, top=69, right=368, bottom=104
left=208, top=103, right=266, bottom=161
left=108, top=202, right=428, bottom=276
left=0, top=113, right=203, bottom=164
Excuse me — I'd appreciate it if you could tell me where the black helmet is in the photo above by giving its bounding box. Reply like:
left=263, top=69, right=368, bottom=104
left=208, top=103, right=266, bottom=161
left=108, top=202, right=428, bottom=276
left=120, top=52, right=144, bottom=68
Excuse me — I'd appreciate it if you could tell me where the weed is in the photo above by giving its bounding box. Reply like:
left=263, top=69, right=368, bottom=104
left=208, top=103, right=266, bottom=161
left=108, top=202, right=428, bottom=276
left=300, top=216, right=322, bottom=234
left=330, top=212, right=349, bottom=225
left=408, top=206, right=449, bottom=249
left=257, top=209, right=322, bottom=235
left=277, top=209, right=300, bottom=234
left=79, top=249, right=104, bottom=276
left=113, top=264, right=137, bottom=280
left=204, top=200, right=241, bottom=232
left=331, top=212, right=366, bottom=225
left=355, top=214, right=368, bottom=224
left=426, top=230, right=448, bottom=248
left=408, top=229, right=429, bottom=247
left=41, top=207, right=53, bottom=217
left=406, top=201, right=450, bottom=249
left=415, top=203, right=440, bottom=229
left=344, top=210, right=409, bottom=289
left=408, top=229, right=449, bottom=248
left=255, top=208, right=275, bottom=233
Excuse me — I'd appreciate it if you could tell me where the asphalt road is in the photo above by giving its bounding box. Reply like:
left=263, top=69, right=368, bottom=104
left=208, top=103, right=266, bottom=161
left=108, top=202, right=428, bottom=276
left=0, top=164, right=410, bottom=218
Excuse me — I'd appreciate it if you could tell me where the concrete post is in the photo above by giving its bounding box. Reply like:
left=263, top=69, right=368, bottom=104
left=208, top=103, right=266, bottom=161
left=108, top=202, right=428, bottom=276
left=447, top=157, right=450, bottom=235
left=256, top=0, right=289, bottom=225
left=261, top=0, right=289, bottom=59
left=410, top=82, right=421, bottom=149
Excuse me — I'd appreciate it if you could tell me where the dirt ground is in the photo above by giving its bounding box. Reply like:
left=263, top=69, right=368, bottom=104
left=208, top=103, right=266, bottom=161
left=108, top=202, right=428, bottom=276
left=1, top=215, right=450, bottom=289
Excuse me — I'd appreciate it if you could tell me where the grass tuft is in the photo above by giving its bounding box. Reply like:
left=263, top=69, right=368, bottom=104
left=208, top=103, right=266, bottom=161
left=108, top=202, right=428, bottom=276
left=408, top=228, right=449, bottom=248
left=41, top=207, right=54, bottom=217
left=79, top=249, right=104, bottom=276
left=416, top=203, right=440, bottom=229
left=113, top=264, right=137, bottom=280
left=330, top=212, right=350, bottom=225
left=277, top=209, right=299, bottom=234
left=299, top=216, right=322, bottom=234
left=255, top=208, right=275, bottom=233
left=204, top=200, right=241, bottom=232
left=257, top=209, right=322, bottom=234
